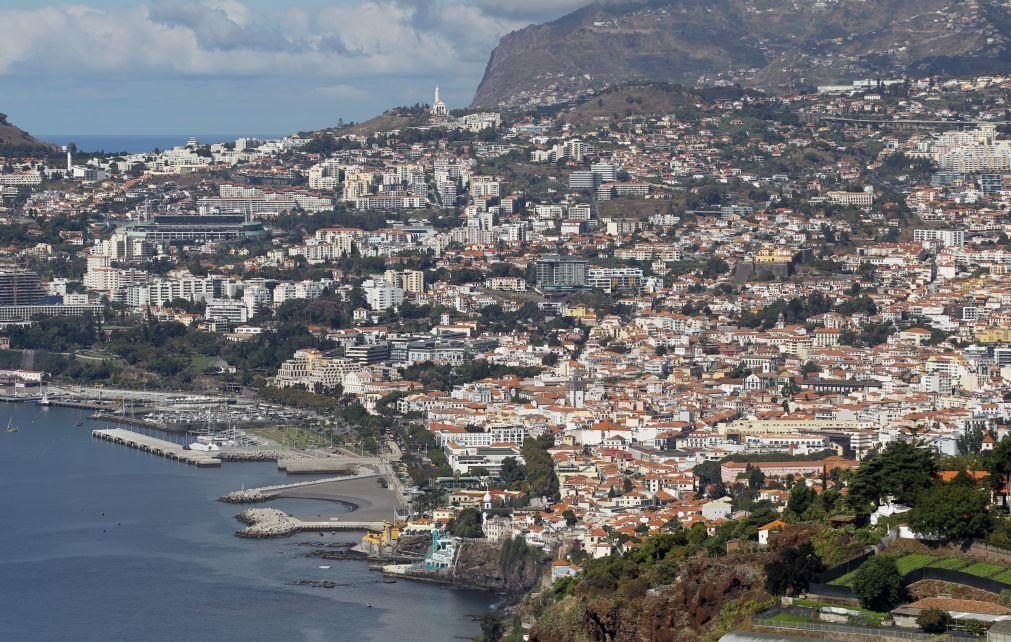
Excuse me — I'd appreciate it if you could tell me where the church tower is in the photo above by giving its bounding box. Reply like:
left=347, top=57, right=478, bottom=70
left=431, top=85, right=448, bottom=117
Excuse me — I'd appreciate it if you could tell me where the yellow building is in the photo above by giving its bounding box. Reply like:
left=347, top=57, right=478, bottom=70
left=754, top=247, right=796, bottom=264
left=360, top=521, right=404, bottom=556
left=562, top=304, right=596, bottom=321
left=976, top=327, right=1011, bottom=344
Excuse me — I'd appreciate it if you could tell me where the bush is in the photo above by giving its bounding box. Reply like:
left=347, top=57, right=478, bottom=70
left=448, top=507, right=483, bottom=538
left=764, top=543, right=824, bottom=596
left=916, top=607, right=951, bottom=633
left=964, top=620, right=985, bottom=635
left=908, top=482, right=994, bottom=542
left=851, top=556, right=904, bottom=611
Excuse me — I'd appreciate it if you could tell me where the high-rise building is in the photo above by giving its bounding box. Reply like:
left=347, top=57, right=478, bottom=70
left=913, top=229, right=965, bottom=247
left=569, top=171, right=599, bottom=190
left=590, top=163, right=618, bottom=182
left=535, top=256, right=588, bottom=290
left=362, top=279, right=405, bottom=310
left=384, top=269, right=424, bottom=294
left=0, top=269, right=44, bottom=306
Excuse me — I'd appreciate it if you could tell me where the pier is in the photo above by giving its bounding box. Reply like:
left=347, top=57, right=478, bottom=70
left=91, top=428, right=221, bottom=467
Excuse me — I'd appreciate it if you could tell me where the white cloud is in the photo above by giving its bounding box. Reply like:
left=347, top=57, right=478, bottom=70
left=473, top=0, right=591, bottom=21
left=0, top=0, right=570, bottom=80
left=315, top=83, right=369, bottom=100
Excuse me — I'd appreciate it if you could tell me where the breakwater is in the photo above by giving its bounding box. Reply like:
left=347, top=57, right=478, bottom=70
left=219, top=474, right=359, bottom=504
left=234, top=508, right=383, bottom=538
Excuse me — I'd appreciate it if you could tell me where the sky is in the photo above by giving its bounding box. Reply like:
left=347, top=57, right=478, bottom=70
left=0, top=0, right=590, bottom=135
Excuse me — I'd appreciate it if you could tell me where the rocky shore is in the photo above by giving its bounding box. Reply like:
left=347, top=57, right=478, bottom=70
left=308, top=549, right=369, bottom=561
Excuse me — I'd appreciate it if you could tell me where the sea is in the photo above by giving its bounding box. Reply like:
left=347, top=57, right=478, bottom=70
left=36, top=135, right=285, bottom=155
left=0, top=405, right=493, bottom=642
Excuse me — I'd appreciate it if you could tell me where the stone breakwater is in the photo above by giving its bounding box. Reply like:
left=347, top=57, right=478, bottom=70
left=236, top=508, right=301, bottom=538
left=218, top=473, right=363, bottom=504
left=233, top=508, right=386, bottom=538
left=220, top=489, right=275, bottom=504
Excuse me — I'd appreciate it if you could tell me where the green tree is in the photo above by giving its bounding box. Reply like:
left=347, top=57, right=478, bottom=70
left=852, top=556, right=904, bottom=611
left=916, top=608, right=951, bottom=633
left=500, top=456, right=525, bottom=484
left=520, top=434, right=559, bottom=500
left=764, top=543, right=824, bottom=596
left=907, top=482, right=994, bottom=542
left=693, top=460, right=722, bottom=490
left=448, top=507, right=483, bottom=538
left=563, top=509, right=577, bottom=528
left=989, top=437, right=1011, bottom=514
left=848, top=441, right=938, bottom=511
left=787, top=484, right=815, bottom=517
left=800, top=361, right=821, bottom=376
left=746, top=465, right=766, bottom=491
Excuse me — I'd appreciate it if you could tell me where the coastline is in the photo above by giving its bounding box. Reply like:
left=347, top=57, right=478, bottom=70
left=1, top=405, right=495, bottom=640
left=273, top=476, right=405, bottom=523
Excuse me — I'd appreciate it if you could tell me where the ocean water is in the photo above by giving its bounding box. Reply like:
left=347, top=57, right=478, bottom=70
left=0, top=405, right=492, bottom=642
left=36, top=135, right=285, bottom=154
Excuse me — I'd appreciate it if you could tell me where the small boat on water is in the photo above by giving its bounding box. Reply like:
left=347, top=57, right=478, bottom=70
left=38, top=392, right=50, bottom=406
left=318, top=566, right=331, bottom=570
left=6, top=418, right=17, bottom=433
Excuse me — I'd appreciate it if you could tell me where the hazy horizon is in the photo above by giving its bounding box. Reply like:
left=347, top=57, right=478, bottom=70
left=0, top=0, right=589, bottom=135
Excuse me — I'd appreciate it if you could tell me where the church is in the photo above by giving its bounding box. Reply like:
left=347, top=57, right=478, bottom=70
left=431, top=86, right=448, bottom=118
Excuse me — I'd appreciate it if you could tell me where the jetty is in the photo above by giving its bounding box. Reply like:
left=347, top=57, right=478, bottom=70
left=277, top=456, right=364, bottom=474
left=235, top=508, right=383, bottom=538
left=219, top=472, right=371, bottom=503
left=91, top=428, right=221, bottom=466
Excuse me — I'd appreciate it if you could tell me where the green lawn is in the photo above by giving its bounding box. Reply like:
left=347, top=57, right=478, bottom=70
left=928, top=557, right=970, bottom=571
left=830, top=554, right=1011, bottom=587
left=189, top=355, right=215, bottom=370
left=766, top=612, right=813, bottom=624
left=894, top=553, right=938, bottom=576
left=963, top=562, right=1006, bottom=578
left=249, top=426, right=331, bottom=450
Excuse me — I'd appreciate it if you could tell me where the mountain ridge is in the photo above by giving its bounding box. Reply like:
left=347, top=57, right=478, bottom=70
left=472, top=0, right=1011, bottom=109
left=0, top=113, right=56, bottom=154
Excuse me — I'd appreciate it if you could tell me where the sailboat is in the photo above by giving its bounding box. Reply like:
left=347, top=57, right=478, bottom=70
left=6, top=418, right=17, bottom=433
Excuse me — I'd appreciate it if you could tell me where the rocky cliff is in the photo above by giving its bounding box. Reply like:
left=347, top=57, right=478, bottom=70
left=472, top=0, right=1011, bottom=109
left=455, top=538, right=548, bottom=593
left=527, top=552, right=773, bottom=642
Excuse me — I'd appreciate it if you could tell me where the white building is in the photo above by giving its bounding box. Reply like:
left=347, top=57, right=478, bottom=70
left=205, top=298, right=249, bottom=324
left=361, top=279, right=405, bottom=311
